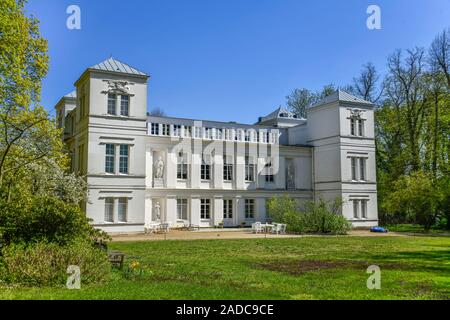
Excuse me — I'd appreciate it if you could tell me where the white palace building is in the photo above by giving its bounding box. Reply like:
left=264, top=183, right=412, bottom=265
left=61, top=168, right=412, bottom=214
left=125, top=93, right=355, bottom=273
left=55, top=58, right=378, bottom=233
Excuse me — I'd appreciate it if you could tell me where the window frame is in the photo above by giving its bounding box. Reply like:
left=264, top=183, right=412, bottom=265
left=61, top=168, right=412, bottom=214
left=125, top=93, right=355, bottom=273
left=104, top=198, right=114, bottom=222
left=119, top=145, right=129, bottom=174
left=200, top=199, right=211, bottom=220
left=107, top=93, right=117, bottom=115
left=223, top=199, right=233, bottom=219
left=120, top=95, right=130, bottom=116
left=223, top=156, right=233, bottom=182
left=177, top=199, right=188, bottom=220
left=245, top=199, right=255, bottom=219
left=118, top=198, right=128, bottom=222
left=105, top=144, right=115, bottom=174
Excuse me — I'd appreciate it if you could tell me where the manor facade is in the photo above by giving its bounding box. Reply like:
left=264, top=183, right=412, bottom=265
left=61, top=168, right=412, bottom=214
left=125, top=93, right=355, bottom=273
left=55, top=58, right=378, bottom=233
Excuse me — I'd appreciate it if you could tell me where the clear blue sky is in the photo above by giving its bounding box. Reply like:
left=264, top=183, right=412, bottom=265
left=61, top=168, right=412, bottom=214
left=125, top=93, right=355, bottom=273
left=26, top=0, right=450, bottom=123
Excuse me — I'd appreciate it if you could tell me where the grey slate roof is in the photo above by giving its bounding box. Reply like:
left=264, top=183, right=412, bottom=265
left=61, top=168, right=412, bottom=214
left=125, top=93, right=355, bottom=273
left=310, top=89, right=373, bottom=108
left=90, top=57, right=147, bottom=76
left=260, top=107, right=304, bottom=122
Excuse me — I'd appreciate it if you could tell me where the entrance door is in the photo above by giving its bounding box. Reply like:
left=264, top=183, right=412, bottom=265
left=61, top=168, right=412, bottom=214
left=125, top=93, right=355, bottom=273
left=223, top=199, right=234, bottom=227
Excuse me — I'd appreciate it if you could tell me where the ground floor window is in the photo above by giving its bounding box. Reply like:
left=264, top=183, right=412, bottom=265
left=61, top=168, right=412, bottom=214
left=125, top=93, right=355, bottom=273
left=104, top=198, right=114, bottom=222
left=201, top=199, right=211, bottom=219
left=245, top=199, right=255, bottom=219
left=223, top=199, right=233, bottom=219
left=118, top=198, right=128, bottom=222
left=177, top=199, right=188, bottom=220
left=353, top=199, right=368, bottom=219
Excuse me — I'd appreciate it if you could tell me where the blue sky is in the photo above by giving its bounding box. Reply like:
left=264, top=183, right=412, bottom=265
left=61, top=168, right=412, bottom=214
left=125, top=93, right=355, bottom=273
left=26, top=0, right=450, bottom=123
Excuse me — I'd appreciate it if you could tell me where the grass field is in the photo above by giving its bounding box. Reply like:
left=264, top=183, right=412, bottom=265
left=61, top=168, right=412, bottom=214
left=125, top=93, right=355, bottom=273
left=0, top=235, right=449, bottom=300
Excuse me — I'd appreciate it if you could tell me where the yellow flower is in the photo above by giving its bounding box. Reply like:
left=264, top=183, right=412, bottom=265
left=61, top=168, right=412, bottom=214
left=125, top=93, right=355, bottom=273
left=130, top=261, right=140, bottom=270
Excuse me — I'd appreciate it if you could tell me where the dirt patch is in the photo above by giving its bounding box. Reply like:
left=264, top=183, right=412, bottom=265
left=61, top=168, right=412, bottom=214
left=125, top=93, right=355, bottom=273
left=255, top=260, right=409, bottom=276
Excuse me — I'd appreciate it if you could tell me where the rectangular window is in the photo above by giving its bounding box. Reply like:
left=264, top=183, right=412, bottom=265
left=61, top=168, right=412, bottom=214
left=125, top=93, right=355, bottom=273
left=107, top=94, right=117, bottom=115
left=204, top=127, right=212, bottom=139
left=353, top=200, right=359, bottom=219
left=201, top=155, right=211, bottom=180
left=200, top=199, right=211, bottom=219
left=351, top=157, right=357, bottom=181
left=245, top=156, right=255, bottom=182
left=361, top=200, right=367, bottom=219
left=177, top=152, right=188, bottom=180
left=194, top=127, right=202, bottom=138
left=162, top=124, right=170, bottom=136
left=184, top=126, right=192, bottom=137
left=119, top=145, right=129, bottom=174
left=120, top=95, right=129, bottom=116
left=216, top=128, right=223, bottom=140
left=245, top=199, right=255, bottom=219
left=105, top=198, right=114, bottom=222
left=177, top=199, right=188, bottom=220
left=265, top=160, right=274, bottom=183
left=223, top=156, right=233, bottom=181
left=350, top=118, right=356, bottom=136
left=244, top=131, right=250, bottom=142
left=118, top=198, right=128, bottom=222
left=105, top=144, right=115, bottom=174
left=223, top=199, right=233, bottom=219
left=150, top=123, right=159, bottom=135
left=173, top=125, right=181, bottom=137
left=358, top=120, right=365, bottom=136
left=359, top=158, right=366, bottom=181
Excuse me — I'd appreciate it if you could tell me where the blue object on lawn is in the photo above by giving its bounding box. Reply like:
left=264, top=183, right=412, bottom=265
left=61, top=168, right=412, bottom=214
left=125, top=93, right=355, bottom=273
left=370, top=226, right=388, bottom=233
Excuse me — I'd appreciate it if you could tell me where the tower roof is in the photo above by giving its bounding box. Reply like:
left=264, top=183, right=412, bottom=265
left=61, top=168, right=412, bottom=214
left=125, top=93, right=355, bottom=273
left=310, top=89, right=373, bottom=108
left=89, top=57, right=148, bottom=76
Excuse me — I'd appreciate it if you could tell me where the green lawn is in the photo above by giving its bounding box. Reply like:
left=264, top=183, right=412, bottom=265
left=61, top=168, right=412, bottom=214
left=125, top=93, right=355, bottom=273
left=1, top=236, right=449, bottom=300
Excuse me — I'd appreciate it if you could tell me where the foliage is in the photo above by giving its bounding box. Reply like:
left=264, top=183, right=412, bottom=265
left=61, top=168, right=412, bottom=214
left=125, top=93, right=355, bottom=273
left=0, top=196, right=110, bottom=248
left=285, top=84, right=336, bottom=118
left=267, top=196, right=351, bottom=234
left=0, top=240, right=110, bottom=287
left=382, top=172, right=444, bottom=230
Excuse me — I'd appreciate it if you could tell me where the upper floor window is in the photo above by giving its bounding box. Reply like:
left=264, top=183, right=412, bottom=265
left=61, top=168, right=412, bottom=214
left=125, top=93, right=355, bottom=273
left=245, top=199, right=255, bottom=219
left=265, top=160, right=274, bottom=183
left=216, top=128, right=223, bottom=140
left=185, top=126, right=192, bottom=137
left=350, top=116, right=365, bottom=136
left=177, top=152, right=188, bottom=180
left=119, top=145, right=129, bottom=174
left=200, top=199, right=211, bottom=219
left=105, top=144, right=115, bottom=174
left=201, top=155, right=211, bottom=180
left=150, top=123, right=159, bottom=135
left=173, top=125, right=181, bottom=137
left=245, top=131, right=251, bottom=142
left=120, top=95, right=129, bottom=116
left=262, top=132, right=269, bottom=143
left=245, top=156, right=255, bottom=182
left=162, top=124, right=170, bottom=136
left=350, top=157, right=366, bottom=181
left=223, top=155, right=233, bottom=181
left=108, top=94, right=117, bottom=115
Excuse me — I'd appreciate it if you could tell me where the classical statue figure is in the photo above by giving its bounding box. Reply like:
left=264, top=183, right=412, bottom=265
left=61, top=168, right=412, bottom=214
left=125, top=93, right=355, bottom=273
left=154, top=201, right=161, bottom=221
left=155, top=157, right=164, bottom=179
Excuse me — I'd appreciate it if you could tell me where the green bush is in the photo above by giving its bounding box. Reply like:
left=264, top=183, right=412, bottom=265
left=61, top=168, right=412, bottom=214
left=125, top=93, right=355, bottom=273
left=0, top=240, right=111, bottom=287
left=267, top=196, right=351, bottom=235
left=0, top=195, right=109, bottom=248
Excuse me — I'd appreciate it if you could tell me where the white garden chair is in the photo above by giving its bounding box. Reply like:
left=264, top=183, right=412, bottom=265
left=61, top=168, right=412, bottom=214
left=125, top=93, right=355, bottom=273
left=252, top=222, right=262, bottom=234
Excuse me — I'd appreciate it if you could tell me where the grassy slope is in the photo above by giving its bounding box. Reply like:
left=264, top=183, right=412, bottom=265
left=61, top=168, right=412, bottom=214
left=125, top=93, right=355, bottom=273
left=1, top=236, right=449, bottom=300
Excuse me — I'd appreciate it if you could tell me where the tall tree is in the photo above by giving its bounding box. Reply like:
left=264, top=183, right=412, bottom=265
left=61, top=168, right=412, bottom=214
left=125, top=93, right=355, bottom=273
left=349, top=63, right=383, bottom=104
left=286, top=84, right=336, bottom=118
left=429, top=28, right=450, bottom=89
